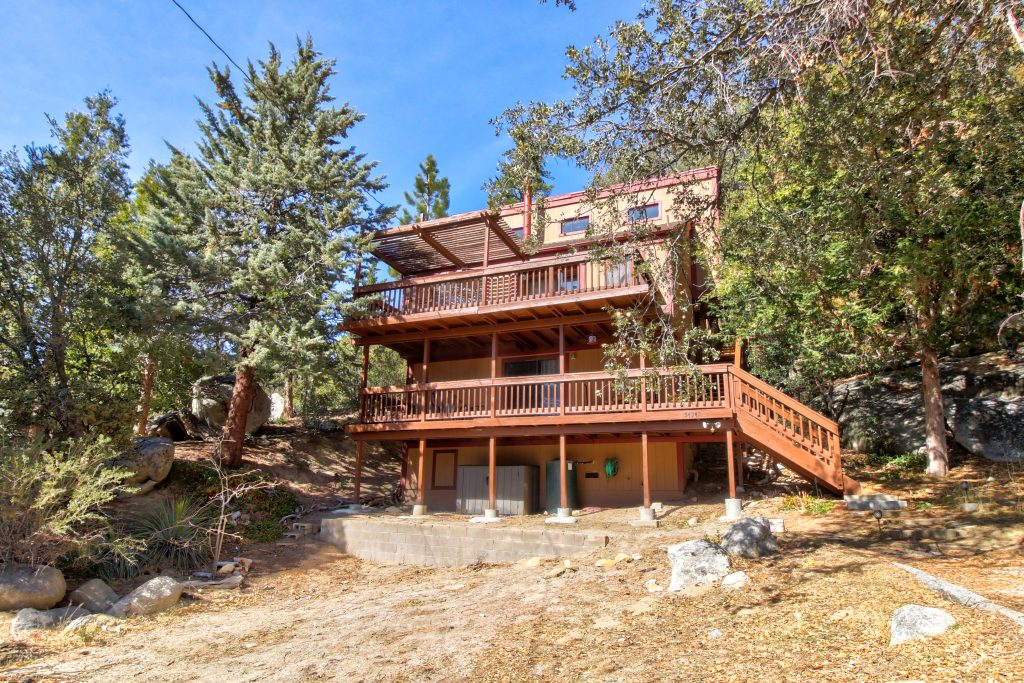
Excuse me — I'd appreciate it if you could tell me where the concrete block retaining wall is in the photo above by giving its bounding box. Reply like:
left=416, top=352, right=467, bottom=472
left=320, top=518, right=609, bottom=567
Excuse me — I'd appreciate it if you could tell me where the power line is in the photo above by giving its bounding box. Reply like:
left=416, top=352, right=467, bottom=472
left=167, top=0, right=389, bottom=211
left=170, top=0, right=247, bottom=76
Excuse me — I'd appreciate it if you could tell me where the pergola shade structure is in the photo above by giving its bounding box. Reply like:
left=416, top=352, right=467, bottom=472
left=371, top=211, right=524, bottom=275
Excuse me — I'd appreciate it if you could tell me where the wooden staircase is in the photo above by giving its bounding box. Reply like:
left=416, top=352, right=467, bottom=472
left=727, top=366, right=860, bottom=495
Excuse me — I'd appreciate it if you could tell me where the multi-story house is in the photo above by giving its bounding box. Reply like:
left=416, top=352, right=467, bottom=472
left=342, top=166, right=858, bottom=525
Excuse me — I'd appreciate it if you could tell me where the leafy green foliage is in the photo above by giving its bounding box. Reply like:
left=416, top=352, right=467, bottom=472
left=781, top=493, right=836, bottom=515
left=0, top=93, right=135, bottom=438
left=127, top=497, right=216, bottom=573
left=399, top=154, right=450, bottom=224
left=0, top=434, right=131, bottom=566
left=141, top=37, right=394, bottom=392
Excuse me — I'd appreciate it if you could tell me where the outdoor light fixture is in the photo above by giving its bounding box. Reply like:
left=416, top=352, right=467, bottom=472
left=960, top=481, right=970, bottom=504
left=701, top=420, right=722, bottom=433
left=873, top=509, right=883, bottom=533
left=587, top=334, right=598, bottom=345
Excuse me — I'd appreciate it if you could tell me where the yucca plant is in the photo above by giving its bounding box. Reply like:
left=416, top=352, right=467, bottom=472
left=128, top=497, right=217, bottom=573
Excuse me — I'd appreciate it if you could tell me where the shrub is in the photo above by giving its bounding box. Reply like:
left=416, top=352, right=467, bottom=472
left=128, top=497, right=217, bottom=573
left=781, top=492, right=836, bottom=515
left=0, top=435, right=131, bottom=566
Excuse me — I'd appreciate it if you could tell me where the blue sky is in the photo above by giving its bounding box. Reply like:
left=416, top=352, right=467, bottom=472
left=0, top=0, right=630, bottom=216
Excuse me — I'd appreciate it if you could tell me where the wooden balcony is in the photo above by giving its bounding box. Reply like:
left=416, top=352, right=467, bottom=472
left=345, top=253, right=649, bottom=335
left=350, top=363, right=854, bottom=494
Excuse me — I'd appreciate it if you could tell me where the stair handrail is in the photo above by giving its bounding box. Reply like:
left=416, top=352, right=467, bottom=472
left=727, top=366, right=840, bottom=433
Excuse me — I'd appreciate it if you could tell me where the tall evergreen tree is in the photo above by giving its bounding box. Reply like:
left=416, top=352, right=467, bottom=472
left=143, top=38, right=392, bottom=467
left=399, top=154, right=450, bottom=224
left=0, top=93, right=133, bottom=438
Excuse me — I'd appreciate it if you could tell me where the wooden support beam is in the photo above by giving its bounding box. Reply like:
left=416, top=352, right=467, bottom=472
left=354, top=440, right=364, bottom=505
left=355, top=311, right=614, bottom=346
left=726, top=428, right=737, bottom=499
left=482, top=213, right=525, bottom=259
left=488, top=436, right=497, bottom=512
left=416, top=227, right=465, bottom=268
left=641, top=432, right=651, bottom=508
left=559, top=434, right=568, bottom=510
left=417, top=438, right=427, bottom=505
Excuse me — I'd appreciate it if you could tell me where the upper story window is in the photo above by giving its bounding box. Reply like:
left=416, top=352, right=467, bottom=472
left=627, top=203, right=660, bottom=222
left=560, top=216, right=590, bottom=235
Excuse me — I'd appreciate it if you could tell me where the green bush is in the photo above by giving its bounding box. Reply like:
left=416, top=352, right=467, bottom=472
left=129, top=497, right=217, bottom=573
left=869, top=452, right=928, bottom=480
left=0, top=434, right=131, bottom=566
left=240, top=520, right=284, bottom=543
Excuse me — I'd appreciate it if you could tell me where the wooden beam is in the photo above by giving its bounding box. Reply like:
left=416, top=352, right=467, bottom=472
left=559, top=434, right=568, bottom=510
left=370, top=248, right=412, bottom=276
left=726, top=428, right=737, bottom=499
left=417, top=438, right=427, bottom=505
left=488, top=436, right=497, bottom=512
left=355, top=312, right=614, bottom=346
left=416, top=227, right=465, bottom=268
left=641, top=432, right=651, bottom=508
left=483, top=213, right=525, bottom=259
left=354, top=440, right=364, bottom=505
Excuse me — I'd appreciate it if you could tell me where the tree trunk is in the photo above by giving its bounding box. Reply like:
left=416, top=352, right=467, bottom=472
left=135, top=354, right=156, bottom=435
left=219, top=362, right=256, bottom=468
left=920, top=348, right=949, bottom=477
left=283, top=373, right=294, bottom=419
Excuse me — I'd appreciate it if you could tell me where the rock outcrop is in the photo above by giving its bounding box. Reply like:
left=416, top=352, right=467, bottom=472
left=889, top=604, right=957, bottom=645
left=114, top=437, right=175, bottom=496
left=721, top=517, right=778, bottom=559
left=191, top=374, right=272, bottom=434
left=831, top=352, right=1024, bottom=461
left=666, top=540, right=731, bottom=593
left=0, top=564, right=66, bottom=611
left=68, top=578, right=120, bottom=613
left=107, top=576, right=182, bottom=617
left=10, top=606, right=90, bottom=634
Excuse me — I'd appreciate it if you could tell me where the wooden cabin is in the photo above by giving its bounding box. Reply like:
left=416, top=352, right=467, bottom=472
left=343, top=167, right=858, bottom=522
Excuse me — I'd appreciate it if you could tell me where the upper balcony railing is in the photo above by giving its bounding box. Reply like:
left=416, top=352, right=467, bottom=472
left=350, top=253, right=644, bottom=322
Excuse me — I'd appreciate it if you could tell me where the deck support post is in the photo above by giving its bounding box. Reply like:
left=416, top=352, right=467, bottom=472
left=547, top=433, right=577, bottom=524
left=630, top=431, right=659, bottom=527
left=352, top=440, right=364, bottom=509
left=724, top=428, right=741, bottom=520
left=413, top=438, right=428, bottom=516
left=487, top=436, right=497, bottom=516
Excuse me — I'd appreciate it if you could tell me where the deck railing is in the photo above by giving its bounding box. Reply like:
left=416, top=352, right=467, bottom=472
left=360, top=365, right=731, bottom=424
left=352, top=253, right=643, bottom=320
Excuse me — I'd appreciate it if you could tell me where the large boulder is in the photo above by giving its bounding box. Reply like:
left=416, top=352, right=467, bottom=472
left=667, top=540, right=731, bottom=592
left=147, top=409, right=212, bottom=441
left=107, top=576, right=182, bottom=617
left=68, top=578, right=120, bottom=613
left=191, top=374, right=272, bottom=434
left=10, top=606, right=90, bottom=635
left=721, top=517, right=778, bottom=559
left=890, top=604, right=957, bottom=645
left=830, top=352, right=1024, bottom=461
left=114, top=437, right=175, bottom=496
left=0, top=564, right=66, bottom=611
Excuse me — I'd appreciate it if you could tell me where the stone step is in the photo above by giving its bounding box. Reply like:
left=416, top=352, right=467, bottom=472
left=291, top=522, right=318, bottom=535
left=845, top=499, right=907, bottom=511
left=846, top=508, right=913, bottom=519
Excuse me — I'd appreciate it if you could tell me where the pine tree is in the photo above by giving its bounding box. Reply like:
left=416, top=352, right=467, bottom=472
left=399, top=154, right=450, bottom=224
left=143, top=38, right=392, bottom=467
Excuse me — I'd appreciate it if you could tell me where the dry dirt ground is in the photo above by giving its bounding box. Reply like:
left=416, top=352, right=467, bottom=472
left=2, top=436, right=1023, bottom=682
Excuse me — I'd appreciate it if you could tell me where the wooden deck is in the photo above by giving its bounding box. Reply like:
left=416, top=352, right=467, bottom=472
left=345, top=252, right=648, bottom=333
left=349, top=364, right=856, bottom=495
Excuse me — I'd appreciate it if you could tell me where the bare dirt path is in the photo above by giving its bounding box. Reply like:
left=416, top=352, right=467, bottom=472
left=6, top=520, right=1024, bottom=683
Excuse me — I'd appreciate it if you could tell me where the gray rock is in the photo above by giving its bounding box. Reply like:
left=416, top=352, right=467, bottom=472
left=63, top=612, right=122, bottom=634
left=146, top=409, right=211, bottom=441
left=0, top=564, right=66, bottom=611
left=707, top=628, right=724, bottom=639
left=721, top=517, right=778, bottom=559
left=114, top=437, right=175, bottom=496
left=667, top=540, right=731, bottom=592
left=191, top=374, right=272, bottom=434
left=270, top=392, right=286, bottom=421
left=830, top=352, right=1024, bottom=461
left=721, top=570, right=751, bottom=591
left=68, top=578, right=119, bottom=613
left=889, top=604, right=957, bottom=645
left=107, top=576, right=182, bottom=617
left=10, top=606, right=90, bottom=634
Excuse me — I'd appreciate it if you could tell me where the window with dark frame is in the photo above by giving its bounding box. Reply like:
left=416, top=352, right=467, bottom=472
left=431, top=449, right=458, bottom=490
left=560, top=216, right=590, bottom=234
left=627, top=203, right=660, bottom=222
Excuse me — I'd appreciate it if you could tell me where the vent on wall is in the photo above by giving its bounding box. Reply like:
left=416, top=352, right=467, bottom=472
left=584, top=472, right=599, bottom=479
